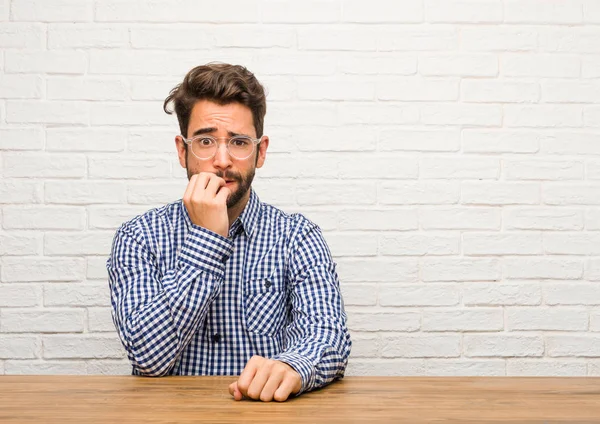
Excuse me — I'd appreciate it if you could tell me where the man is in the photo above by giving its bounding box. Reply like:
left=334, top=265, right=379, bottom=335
left=107, top=63, right=352, bottom=402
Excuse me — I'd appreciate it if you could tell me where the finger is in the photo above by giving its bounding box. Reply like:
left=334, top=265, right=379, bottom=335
left=237, top=358, right=260, bottom=397
left=246, top=362, right=273, bottom=400
left=215, top=186, right=231, bottom=205
left=190, top=173, right=210, bottom=204
left=259, top=370, right=285, bottom=402
left=273, top=375, right=300, bottom=402
left=204, top=174, right=226, bottom=197
left=183, top=174, right=197, bottom=204
left=229, top=381, right=243, bottom=401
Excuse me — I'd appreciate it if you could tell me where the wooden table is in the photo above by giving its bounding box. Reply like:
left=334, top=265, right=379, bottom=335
left=1, top=376, right=600, bottom=423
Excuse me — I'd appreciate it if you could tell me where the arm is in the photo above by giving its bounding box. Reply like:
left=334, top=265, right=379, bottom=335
left=107, top=222, right=233, bottom=376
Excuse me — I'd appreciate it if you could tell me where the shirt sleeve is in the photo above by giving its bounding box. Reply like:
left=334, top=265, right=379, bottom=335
left=107, top=221, right=233, bottom=376
left=270, top=221, right=352, bottom=395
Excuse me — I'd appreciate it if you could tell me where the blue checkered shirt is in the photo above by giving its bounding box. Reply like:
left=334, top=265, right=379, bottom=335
left=107, top=189, right=351, bottom=394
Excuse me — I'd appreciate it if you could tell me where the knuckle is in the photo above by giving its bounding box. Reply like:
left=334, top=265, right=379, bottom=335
left=260, top=392, right=272, bottom=402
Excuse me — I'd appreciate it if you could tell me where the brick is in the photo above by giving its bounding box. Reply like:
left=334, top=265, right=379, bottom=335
left=0, top=284, right=41, bottom=307
left=298, top=27, right=377, bottom=51
left=0, top=233, right=40, bottom=256
left=129, top=129, right=177, bottom=153
left=338, top=53, right=417, bottom=75
left=379, top=284, right=460, bottom=306
left=462, top=130, right=540, bottom=153
left=504, top=0, right=583, bottom=24
left=586, top=209, right=600, bottom=229
left=91, top=102, right=173, bottom=126
left=46, top=181, right=126, bottom=205
left=0, top=337, right=39, bottom=359
left=544, top=184, right=600, bottom=205
left=129, top=78, right=179, bottom=101
left=1, top=258, right=85, bottom=282
left=463, top=233, right=542, bottom=256
left=425, top=360, right=505, bottom=376
left=461, top=182, right=540, bottom=205
left=507, top=360, right=587, bottom=376
left=507, top=308, right=588, bottom=331
left=504, top=105, right=582, bottom=128
left=298, top=78, right=375, bottom=101
left=545, top=233, right=600, bottom=255
left=252, top=53, right=336, bottom=76
left=348, top=312, right=420, bottom=332
left=0, top=180, right=42, bottom=204
left=545, top=283, right=600, bottom=305
left=88, top=205, right=160, bottom=230
left=350, top=334, right=380, bottom=358
left=89, top=50, right=200, bottom=76
left=425, top=0, right=502, bottom=23
left=420, top=157, right=499, bottom=179
left=87, top=257, right=109, bottom=280
left=295, top=210, right=338, bottom=231
left=462, top=80, right=539, bottom=103
left=326, top=232, right=378, bottom=257
left=48, top=24, right=128, bottom=48
left=585, top=106, right=600, bottom=127
left=47, top=77, right=127, bottom=101
left=251, top=179, right=296, bottom=206
left=379, top=182, right=460, bottom=205
left=260, top=0, right=339, bottom=23
left=259, top=77, right=295, bottom=102
left=0, top=75, right=42, bottom=99
left=421, top=104, right=502, bottom=126
left=3, top=152, right=86, bottom=178
left=465, top=335, right=543, bottom=357
left=378, top=28, right=458, bottom=51
left=339, top=103, right=419, bottom=125
left=379, top=233, right=460, bottom=256
left=0, top=23, right=44, bottom=48
left=96, top=0, right=259, bottom=22
left=5, top=51, right=86, bottom=74
left=43, top=335, right=125, bottom=359
left=336, top=259, right=418, bottom=282
left=44, top=232, right=114, bottom=256
left=504, top=258, right=583, bottom=280
left=340, top=283, right=378, bottom=306
left=505, top=208, right=583, bottom=231
left=461, top=27, right=537, bottom=52
left=88, top=308, right=115, bottom=332
left=47, top=129, right=127, bottom=152
left=420, top=54, right=497, bottom=77
left=127, top=181, right=198, bottom=205
left=298, top=182, right=376, bottom=205
left=422, top=309, right=503, bottom=332
left=44, top=283, right=110, bottom=307
left=505, top=160, right=583, bottom=181
left=0, top=128, right=43, bottom=151
left=420, top=207, right=501, bottom=230
left=422, top=258, right=500, bottom=282
left=4, top=360, right=86, bottom=375
left=268, top=104, right=336, bottom=126
left=463, top=283, right=541, bottom=306
left=377, top=77, right=458, bottom=101
left=1, top=309, right=84, bottom=333
left=342, top=0, right=422, bottom=22
left=583, top=56, right=600, bottom=78
left=6, top=101, right=88, bottom=125
left=3, top=206, right=85, bottom=230
left=382, top=335, right=460, bottom=358
left=131, top=26, right=211, bottom=49
left=379, top=129, right=460, bottom=152
left=592, top=312, right=600, bottom=331
left=339, top=155, right=418, bottom=179
left=87, top=360, right=131, bottom=375
left=542, top=80, right=600, bottom=103
left=586, top=161, right=600, bottom=180
left=89, top=157, right=171, bottom=179
left=345, top=359, right=426, bottom=376
left=338, top=209, right=418, bottom=231
left=262, top=153, right=302, bottom=179
left=547, top=336, right=600, bottom=357
left=11, top=0, right=93, bottom=21
left=503, top=54, right=580, bottom=78
left=585, top=0, right=600, bottom=23
left=213, top=26, right=293, bottom=48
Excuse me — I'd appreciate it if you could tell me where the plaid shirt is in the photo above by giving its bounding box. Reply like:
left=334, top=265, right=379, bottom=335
left=107, top=189, right=351, bottom=394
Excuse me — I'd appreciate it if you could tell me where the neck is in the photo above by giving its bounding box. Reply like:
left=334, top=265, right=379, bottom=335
left=227, top=189, right=251, bottom=227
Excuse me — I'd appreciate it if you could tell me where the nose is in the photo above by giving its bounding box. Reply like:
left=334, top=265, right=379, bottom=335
left=212, top=141, right=233, bottom=171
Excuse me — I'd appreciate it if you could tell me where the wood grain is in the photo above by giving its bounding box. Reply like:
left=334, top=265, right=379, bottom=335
left=1, top=376, right=600, bottom=423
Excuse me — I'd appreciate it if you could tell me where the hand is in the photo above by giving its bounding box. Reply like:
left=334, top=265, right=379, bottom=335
left=228, top=356, right=302, bottom=402
left=183, top=172, right=231, bottom=238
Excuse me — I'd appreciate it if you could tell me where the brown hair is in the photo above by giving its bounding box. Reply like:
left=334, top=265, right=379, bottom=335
left=163, top=63, right=267, bottom=138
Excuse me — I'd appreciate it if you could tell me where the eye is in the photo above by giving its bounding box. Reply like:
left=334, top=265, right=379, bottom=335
left=196, top=137, right=215, bottom=147
left=230, top=136, right=252, bottom=147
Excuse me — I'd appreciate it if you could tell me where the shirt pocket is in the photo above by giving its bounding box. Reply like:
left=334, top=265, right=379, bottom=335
left=243, top=268, right=288, bottom=337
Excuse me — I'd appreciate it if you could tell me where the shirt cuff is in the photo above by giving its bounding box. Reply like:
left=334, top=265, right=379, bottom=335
left=271, top=351, right=315, bottom=395
left=178, top=225, right=234, bottom=278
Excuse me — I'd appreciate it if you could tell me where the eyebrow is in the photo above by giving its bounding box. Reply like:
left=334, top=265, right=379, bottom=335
left=190, top=127, right=247, bottom=137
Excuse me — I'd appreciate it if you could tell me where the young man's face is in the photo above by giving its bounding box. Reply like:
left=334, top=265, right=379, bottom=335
left=175, top=100, right=269, bottom=209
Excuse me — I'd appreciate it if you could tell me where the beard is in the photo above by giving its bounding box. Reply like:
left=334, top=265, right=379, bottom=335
left=186, top=157, right=256, bottom=209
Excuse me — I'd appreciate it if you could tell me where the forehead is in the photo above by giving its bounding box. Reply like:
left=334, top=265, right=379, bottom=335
left=187, top=100, right=255, bottom=136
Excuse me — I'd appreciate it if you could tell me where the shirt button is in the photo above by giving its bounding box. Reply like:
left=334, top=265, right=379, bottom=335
left=212, top=333, right=222, bottom=343
left=264, top=279, right=272, bottom=288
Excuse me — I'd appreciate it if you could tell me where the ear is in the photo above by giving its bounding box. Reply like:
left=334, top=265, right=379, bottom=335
left=255, top=136, right=269, bottom=169
left=175, top=135, right=187, bottom=169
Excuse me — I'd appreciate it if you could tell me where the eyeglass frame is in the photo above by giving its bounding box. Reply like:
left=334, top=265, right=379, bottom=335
left=180, top=134, right=264, bottom=161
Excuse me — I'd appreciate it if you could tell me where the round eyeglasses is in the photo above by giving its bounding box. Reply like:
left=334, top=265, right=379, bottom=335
left=181, top=135, right=262, bottom=160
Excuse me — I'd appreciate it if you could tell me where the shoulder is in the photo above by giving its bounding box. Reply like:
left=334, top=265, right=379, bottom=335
left=257, top=201, right=322, bottom=244
left=115, top=200, right=183, bottom=245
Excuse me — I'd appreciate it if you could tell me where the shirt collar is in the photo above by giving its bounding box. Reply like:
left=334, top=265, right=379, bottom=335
left=181, top=188, right=261, bottom=239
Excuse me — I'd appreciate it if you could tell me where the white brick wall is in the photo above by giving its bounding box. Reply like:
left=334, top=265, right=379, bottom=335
left=1, top=0, right=599, bottom=377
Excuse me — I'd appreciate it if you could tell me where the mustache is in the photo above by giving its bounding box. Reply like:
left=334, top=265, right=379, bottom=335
left=215, top=171, right=242, bottom=181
